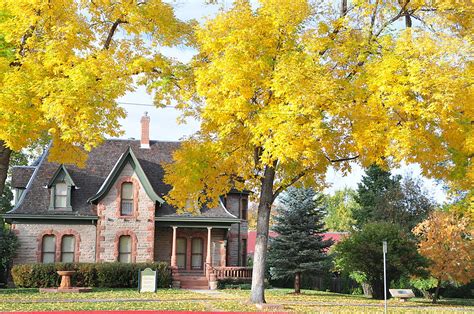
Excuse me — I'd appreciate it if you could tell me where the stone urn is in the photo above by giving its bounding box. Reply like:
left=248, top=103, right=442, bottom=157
left=57, top=270, right=76, bottom=289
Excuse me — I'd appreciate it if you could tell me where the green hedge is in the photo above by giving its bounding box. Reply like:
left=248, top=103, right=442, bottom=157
left=11, top=262, right=171, bottom=288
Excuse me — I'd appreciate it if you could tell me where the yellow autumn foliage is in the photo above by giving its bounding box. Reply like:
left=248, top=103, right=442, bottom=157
left=0, top=0, right=191, bottom=165
left=163, top=0, right=473, bottom=211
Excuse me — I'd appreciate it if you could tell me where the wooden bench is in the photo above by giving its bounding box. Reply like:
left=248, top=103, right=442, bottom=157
left=389, top=289, right=415, bottom=302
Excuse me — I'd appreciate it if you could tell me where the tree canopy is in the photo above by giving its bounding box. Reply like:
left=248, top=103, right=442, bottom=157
left=162, top=0, right=472, bottom=303
left=324, top=188, right=358, bottom=232
left=413, top=210, right=474, bottom=303
left=334, top=222, right=427, bottom=300
left=354, top=165, right=435, bottom=231
left=0, top=0, right=191, bottom=165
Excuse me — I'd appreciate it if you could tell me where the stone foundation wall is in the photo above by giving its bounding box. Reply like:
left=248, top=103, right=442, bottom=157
left=11, top=223, right=96, bottom=264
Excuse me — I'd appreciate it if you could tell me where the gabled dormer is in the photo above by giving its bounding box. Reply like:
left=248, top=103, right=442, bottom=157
left=48, top=165, right=76, bottom=211
left=87, top=146, right=165, bottom=206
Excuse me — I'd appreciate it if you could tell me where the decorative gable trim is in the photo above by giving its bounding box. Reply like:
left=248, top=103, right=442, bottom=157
left=47, top=165, right=76, bottom=188
left=48, top=165, right=76, bottom=211
left=87, top=146, right=165, bottom=205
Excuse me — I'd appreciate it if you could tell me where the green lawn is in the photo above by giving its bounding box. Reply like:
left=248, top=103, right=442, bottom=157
left=0, top=288, right=472, bottom=313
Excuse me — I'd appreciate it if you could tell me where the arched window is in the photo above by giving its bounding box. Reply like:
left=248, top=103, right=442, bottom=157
left=61, top=235, right=75, bottom=263
left=42, top=235, right=56, bottom=263
left=120, top=182, right=133, bottom=216
left=118, top=235, right=132, bottom=263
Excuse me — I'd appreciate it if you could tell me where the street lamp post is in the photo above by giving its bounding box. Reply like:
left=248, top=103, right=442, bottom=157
left=383, top=240, right=388, bottom=314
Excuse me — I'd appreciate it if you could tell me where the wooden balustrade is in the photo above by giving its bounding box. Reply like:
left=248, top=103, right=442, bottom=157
left=210, top=266, right=253, bottom=279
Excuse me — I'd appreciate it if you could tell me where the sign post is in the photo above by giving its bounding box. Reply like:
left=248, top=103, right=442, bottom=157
left=383, top=241, right=388, bottom=314
left=139, top=268, right=157, bottom=293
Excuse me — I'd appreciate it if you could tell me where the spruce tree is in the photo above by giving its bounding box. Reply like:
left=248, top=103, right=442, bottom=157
left=267, top=187, right=332, bottom=293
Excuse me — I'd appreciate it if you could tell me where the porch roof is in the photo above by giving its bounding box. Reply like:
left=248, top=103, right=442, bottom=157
left=155, top=216, right=240, bottom=229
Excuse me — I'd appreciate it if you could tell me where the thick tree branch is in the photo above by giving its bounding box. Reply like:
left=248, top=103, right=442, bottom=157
left=103, top=19, right=128, bottom=50
left=272, top=168, right=309, bottom=201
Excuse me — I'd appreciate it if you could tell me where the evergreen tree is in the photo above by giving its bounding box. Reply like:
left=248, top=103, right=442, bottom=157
left=354, top=165, right=434, bottom=231
left=267, top=187, right=332, bottom=293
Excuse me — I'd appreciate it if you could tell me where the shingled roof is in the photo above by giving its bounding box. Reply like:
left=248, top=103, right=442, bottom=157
left=9, top=139, right=237, bottom=220
left=11, top=166, right=35, bottom=188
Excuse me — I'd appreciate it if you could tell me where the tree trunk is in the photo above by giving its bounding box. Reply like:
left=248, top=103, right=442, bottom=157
left=432, top=280, right=442, bottom=304
left=0, top=141, right=11, bottom=197
left=249, top=164, right=277, bottom=304
left=294, top=272, right=301, bottom=294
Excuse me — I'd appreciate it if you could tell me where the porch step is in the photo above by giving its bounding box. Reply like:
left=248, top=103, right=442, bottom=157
left=173, top=272, right=209, bottom=290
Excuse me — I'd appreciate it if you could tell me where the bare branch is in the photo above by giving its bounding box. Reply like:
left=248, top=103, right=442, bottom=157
left=324, top=154, right=359, bottom=163
left=272, top=167, right=310, bottom=201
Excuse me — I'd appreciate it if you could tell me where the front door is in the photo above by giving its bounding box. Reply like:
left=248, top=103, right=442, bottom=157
left=191, top=238, right=203, bottom=270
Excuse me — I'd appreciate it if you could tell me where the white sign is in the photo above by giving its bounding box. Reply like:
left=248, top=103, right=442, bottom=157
left=139, top=268, right=157, bottom=293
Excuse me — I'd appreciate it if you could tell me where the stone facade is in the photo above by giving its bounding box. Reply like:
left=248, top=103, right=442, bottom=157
left=11, top=223, right=96, bottom=264
left=96, top=163, right=155, bottom=263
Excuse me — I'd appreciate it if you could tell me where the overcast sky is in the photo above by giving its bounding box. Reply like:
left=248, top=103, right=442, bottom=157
left=115, top=1, right=448, bottom=204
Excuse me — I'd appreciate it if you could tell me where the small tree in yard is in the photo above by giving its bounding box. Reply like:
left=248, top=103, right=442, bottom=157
left=334, top=222, right=427, bottom=299
left=413, top=211, right=474, bottom=304
left=267, top=187, right=332, bottom=294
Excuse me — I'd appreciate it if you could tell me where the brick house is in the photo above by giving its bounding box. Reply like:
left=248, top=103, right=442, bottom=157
left=4, top=114, right=251, bottom=288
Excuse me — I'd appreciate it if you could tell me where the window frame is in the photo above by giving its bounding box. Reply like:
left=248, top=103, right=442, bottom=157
left=60, top=235, right=76, bottom=263
left=118, top=235, right=132, bottom=263
left=41, top=235, right=56, bottom=263
left=120, top=182, right=134, bottom=216
left=241, top=197, right=248, bottom=220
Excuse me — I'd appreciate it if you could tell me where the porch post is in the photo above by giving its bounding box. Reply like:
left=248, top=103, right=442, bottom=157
left=206, top=227, right=212, bottom=279
left=171, top=226, right=177, bottom=268
left=206, top=227, right=212, bottom=265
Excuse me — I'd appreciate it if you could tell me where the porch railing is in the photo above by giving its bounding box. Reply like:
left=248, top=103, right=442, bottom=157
left=206, top=264, right=253, bottom=280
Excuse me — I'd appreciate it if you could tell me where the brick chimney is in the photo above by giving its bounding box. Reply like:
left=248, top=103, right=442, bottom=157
left=140, top=112, right=150, bottom=149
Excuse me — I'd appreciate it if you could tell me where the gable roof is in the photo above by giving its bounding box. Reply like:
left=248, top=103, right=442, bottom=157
left=87, top=146, right=165, bottom=204
left=8, top=139, right=237, bottom=220
left=47, top=165, right=77, bottom=188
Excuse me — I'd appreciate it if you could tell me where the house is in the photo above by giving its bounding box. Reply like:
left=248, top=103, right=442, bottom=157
left=4, top=113, right=251, bottom=289
left=246, top=231, right=348, bottom=256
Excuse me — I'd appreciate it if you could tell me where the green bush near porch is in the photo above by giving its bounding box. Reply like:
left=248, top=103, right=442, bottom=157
left=11, top=262, right=171, bottom=288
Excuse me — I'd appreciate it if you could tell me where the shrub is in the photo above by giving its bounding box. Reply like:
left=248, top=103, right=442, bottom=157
left=0, top=227, right=19, bottom=287
left=11, top=262, right=171, bottom=288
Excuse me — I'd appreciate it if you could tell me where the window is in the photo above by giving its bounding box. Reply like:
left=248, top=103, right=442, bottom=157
left=241, top=198, right=248, bottom=220
left=42, top=235, right=56, bottom=263
left=191, top=238, right=203, bottom=270
left=61, top=235, right=75, bottom=263
left=120, top=182, right=133, bottom=216
left=55, top=183, right=68, bottom=208
left=118, top=235, right=132, bottom=263
left=241, top=239, right=247, bottom=267
left=176, top=238, right=187, bottom=269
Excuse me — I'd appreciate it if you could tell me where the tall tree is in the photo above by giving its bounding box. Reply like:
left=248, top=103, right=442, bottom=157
left=324, top=188, right=358, bottom=232
left=0, top=0, right=192, bottom=192
left=354, top=165, right=435, bottom=231
left=334, top=222, right=427, bottom=299
left=267, top=187, right=332, bottom=293
left=162, top=0, right=472, bottom=303
left=413, top=211, right=474, bottom=304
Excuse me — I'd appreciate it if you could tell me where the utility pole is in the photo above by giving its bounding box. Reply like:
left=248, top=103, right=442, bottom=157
left=383, top=240, right=388, bottom=314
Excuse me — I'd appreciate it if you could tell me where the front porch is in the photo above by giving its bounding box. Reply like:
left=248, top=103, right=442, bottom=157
left=154, top=218, right=252, bottom=289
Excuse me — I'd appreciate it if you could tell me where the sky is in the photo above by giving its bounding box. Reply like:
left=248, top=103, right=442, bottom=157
left=115, top=1, right=448, bottom=204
